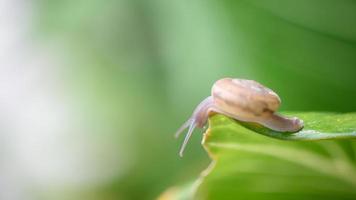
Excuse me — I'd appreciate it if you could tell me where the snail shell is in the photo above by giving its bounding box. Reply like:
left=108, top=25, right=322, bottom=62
left=175, top=78, right=304, bottom=157
left=212, top=78, right=280, bottom=121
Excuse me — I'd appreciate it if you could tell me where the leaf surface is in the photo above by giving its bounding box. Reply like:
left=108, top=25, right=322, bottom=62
left=163, top=113, right=356, bottom=200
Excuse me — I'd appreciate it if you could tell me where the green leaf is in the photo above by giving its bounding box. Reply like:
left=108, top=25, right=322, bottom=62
left=165, top=113, right=356, bottom=200
left=226, top=112, right=356, bottom=141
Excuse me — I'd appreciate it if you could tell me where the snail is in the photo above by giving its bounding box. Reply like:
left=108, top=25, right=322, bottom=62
left=175, top=78, right=304, bottom=157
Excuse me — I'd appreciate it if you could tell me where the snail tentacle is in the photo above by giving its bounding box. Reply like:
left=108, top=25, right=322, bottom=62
left=178, top=120, right=197, bottom=157
left=175, top=118, right=193, bottom=138
left=175, top=96, right=214, bottom=156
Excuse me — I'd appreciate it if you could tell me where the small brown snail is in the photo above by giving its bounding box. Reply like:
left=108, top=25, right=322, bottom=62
left=175, top=78, right=304, bottom=157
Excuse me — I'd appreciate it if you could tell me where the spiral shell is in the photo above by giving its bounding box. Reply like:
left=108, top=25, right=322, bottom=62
left=211, top=78, right=281, bottom=120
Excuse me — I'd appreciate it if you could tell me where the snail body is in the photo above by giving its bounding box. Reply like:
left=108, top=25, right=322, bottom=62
left=176, top=78, right=303, bottom=157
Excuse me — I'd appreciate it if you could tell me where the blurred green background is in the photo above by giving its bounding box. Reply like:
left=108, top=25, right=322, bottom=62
left=1, top=0, right=356, bottom=199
